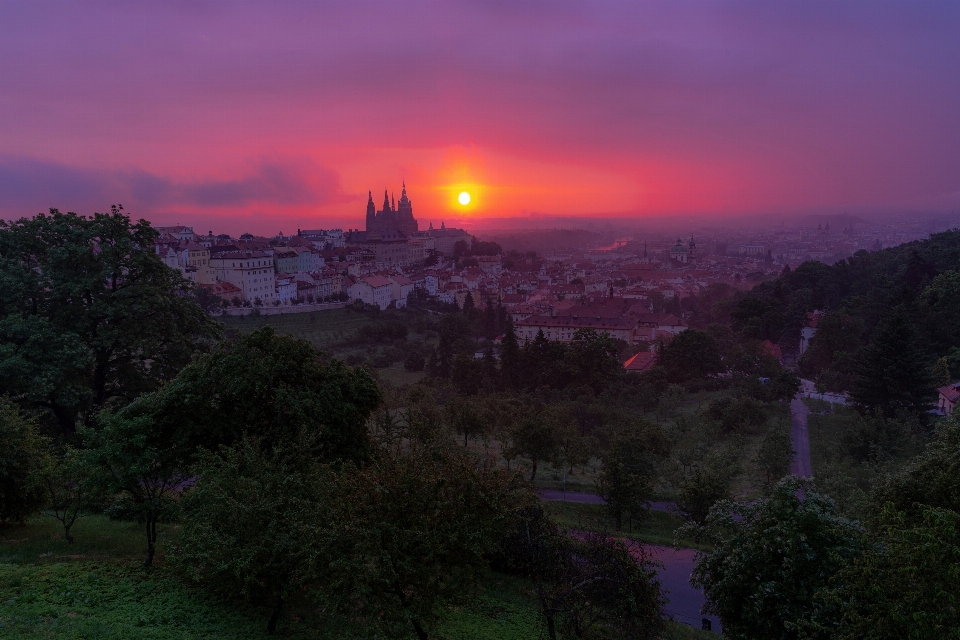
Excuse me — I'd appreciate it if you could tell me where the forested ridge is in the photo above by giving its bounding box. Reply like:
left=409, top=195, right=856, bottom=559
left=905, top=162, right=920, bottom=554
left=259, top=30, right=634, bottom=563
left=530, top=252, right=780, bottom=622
left=730, top=229, right=960, bottom=412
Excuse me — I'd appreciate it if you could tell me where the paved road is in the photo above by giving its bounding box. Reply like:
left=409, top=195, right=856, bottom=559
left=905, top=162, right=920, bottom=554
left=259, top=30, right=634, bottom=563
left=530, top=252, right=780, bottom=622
left=790, top=396, right=813, bottom=477
left=647, top=544, right=721, bottom=634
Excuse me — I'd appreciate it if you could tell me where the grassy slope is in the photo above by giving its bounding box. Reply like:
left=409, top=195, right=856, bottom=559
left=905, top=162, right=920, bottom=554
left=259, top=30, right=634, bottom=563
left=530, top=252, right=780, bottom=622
left=220, top=308, right=378, bottom=350
left=1, top=516, right=712, bottom=639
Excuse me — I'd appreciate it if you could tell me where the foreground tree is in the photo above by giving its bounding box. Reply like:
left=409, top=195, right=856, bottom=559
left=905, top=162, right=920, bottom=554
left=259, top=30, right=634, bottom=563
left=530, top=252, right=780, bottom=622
left=755, top=421, right=794, bottom=488
left=812, top=504, right=960, bottom=640
left=83, top=396, right=192, bottom=567
left=867, top=414, right=960, bottom=524
left=87, top=327, right=381, bottom=567
left=174, top=439, right=333, bottom=633
left=508, top=405, right=567, bottom=482
left=495, top=506, right=666, bottom=640
left=119, top=326, right=382, bottom=465
left=685, top=477, right=862, bottom=640
left=0, top=397, right=49, bottom=523
left=333, top=445, right=533, bottom=639
left=0, top=207, right=218, bottom=434
left=40, top=446, right=102, bottom=543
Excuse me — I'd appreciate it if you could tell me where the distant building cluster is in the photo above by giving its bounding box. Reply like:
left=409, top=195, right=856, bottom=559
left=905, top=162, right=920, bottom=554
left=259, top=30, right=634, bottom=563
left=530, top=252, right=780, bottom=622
left=153, top=184, right=472, bottom=309
left=154, top=188, right=947, bottom=365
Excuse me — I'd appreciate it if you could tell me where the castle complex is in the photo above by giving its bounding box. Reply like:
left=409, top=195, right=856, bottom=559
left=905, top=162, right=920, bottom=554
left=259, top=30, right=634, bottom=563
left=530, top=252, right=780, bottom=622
left=365, top=183, right=418, bottom=238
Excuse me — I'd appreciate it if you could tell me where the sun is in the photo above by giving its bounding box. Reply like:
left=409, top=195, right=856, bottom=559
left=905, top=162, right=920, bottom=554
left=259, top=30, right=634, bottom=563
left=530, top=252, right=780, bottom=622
left=457, top=191, right=471, bottom=206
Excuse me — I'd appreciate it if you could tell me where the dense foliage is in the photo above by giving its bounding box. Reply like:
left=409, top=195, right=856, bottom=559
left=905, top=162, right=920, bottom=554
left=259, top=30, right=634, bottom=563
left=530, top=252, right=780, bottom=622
left=0, top=207, right=218, bottom=434
left=0, top=397, right=49, bottom=523
left=733, top=229, right=960, bottom=417
left=686, top=477, right=863, bottom=640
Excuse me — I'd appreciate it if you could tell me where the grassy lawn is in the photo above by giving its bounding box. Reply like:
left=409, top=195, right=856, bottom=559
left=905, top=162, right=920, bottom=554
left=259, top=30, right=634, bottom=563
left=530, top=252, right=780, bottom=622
left=1, top=515, right=712, bottom=638
left=541, top=502, right=710, bottom=552
left=220, top=307, right=378, bottom=350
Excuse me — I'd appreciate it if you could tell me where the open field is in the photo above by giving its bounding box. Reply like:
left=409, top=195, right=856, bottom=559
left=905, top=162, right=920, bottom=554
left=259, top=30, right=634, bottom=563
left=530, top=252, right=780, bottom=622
left=0, top=515, right=712, bottom=639
left=220, top=307, right=380, bottom=350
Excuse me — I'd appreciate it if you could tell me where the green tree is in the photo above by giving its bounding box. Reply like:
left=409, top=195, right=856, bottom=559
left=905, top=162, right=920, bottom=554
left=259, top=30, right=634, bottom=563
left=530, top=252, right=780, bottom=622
left=598, top=422, right=671, bottom=530
left=755, top=422, right=795, bottom=487
left=707, top=395, right=767, bottom=434
left=867, top=414, right=960, bottom=524
left=83, top=395, right=192, bottom=567
left=932, top=356, right=951, bottom=387
left=446, top=396, right=487, bottom=447
left=125, top=326, right=381, bottom=465
left=500, top=316, right=521, bottom=389
left=676, top=454, right=740, bottom=527
left=404, top=350, right=425, bottom=372
left=86, top=327, right=381, bottom=566
left=920, top=268, right=960, bottom=355
left=40, top=446, right=103, bottom=543
left=484, top=298, right=496, bottom=339
left=660, top=329, right=724, bottom=383
left=798, top=312, right=863, bottom=392
left=568, top=328, right=622, bottom=393
left=508, top=405, right=566, bottom=482
left=851, top=307, right=934, bottom=419
left=535, top=532, right=666, bottom=640
left=333, top=445, right=533, bottom=640
left=0, top=207, right=218, bottom=434
left=685, top=477, right=862, bottom=640
left=812, top=504, right=960, bottom=640
left=0, top=397, right=49, bottom=523
left=174, top=438, right=334, bottom=633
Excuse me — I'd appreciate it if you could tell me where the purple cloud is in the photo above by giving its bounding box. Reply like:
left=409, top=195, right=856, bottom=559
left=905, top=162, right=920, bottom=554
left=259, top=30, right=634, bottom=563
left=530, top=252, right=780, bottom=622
left=0, top=155, right=352, bottom=217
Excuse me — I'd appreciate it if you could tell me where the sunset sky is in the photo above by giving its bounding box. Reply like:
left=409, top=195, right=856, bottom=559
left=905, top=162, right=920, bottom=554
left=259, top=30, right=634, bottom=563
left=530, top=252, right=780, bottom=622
left=2, top=1, right=959, bottom=235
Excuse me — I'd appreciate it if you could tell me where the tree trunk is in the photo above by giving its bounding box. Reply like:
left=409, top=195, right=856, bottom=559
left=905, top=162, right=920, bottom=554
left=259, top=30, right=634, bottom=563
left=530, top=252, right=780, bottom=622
left=545, top=611, right=558, bottom=640
left=143, top=516, right=157, bottom=567
left=410, top=617, right=429, bottom=640
left=529, top=459, right=538, bottom=482
left=267, top=595, right=284, bottom=633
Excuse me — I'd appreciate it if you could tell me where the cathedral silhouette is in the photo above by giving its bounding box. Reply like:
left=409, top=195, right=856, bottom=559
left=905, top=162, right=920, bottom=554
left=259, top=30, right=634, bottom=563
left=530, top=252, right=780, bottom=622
left=365, top=183, right=418, bottom=239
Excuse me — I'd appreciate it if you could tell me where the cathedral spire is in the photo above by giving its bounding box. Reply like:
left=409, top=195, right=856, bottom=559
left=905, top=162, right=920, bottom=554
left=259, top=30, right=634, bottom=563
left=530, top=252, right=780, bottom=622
left=391, top=192, right=396, bottom=210
left=382, top=189, right=390, bottom=212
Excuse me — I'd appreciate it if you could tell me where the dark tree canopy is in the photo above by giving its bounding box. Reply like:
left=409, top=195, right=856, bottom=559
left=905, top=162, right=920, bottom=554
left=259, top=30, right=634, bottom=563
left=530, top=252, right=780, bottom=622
left=118, top=326, right=382, bottom=465
left=687, top=477, right=863, bottom=640
left=659, top=329, right=724, bottom=382
left=0, top=207, right=217, bottom=433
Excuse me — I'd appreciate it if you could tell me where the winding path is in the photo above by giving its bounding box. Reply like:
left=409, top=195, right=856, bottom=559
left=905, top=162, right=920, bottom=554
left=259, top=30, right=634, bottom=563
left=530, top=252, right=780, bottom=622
left=789, top=396, right=813, bottom=477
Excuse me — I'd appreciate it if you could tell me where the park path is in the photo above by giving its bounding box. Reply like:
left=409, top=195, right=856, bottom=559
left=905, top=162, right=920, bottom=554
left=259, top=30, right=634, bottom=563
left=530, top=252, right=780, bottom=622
left=790, top=396, right=813, bottom=477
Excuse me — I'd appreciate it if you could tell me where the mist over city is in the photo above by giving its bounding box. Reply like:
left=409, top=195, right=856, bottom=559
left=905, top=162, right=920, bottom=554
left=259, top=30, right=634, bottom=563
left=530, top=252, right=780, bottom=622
left=1, top=3, right=959, bottom=639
